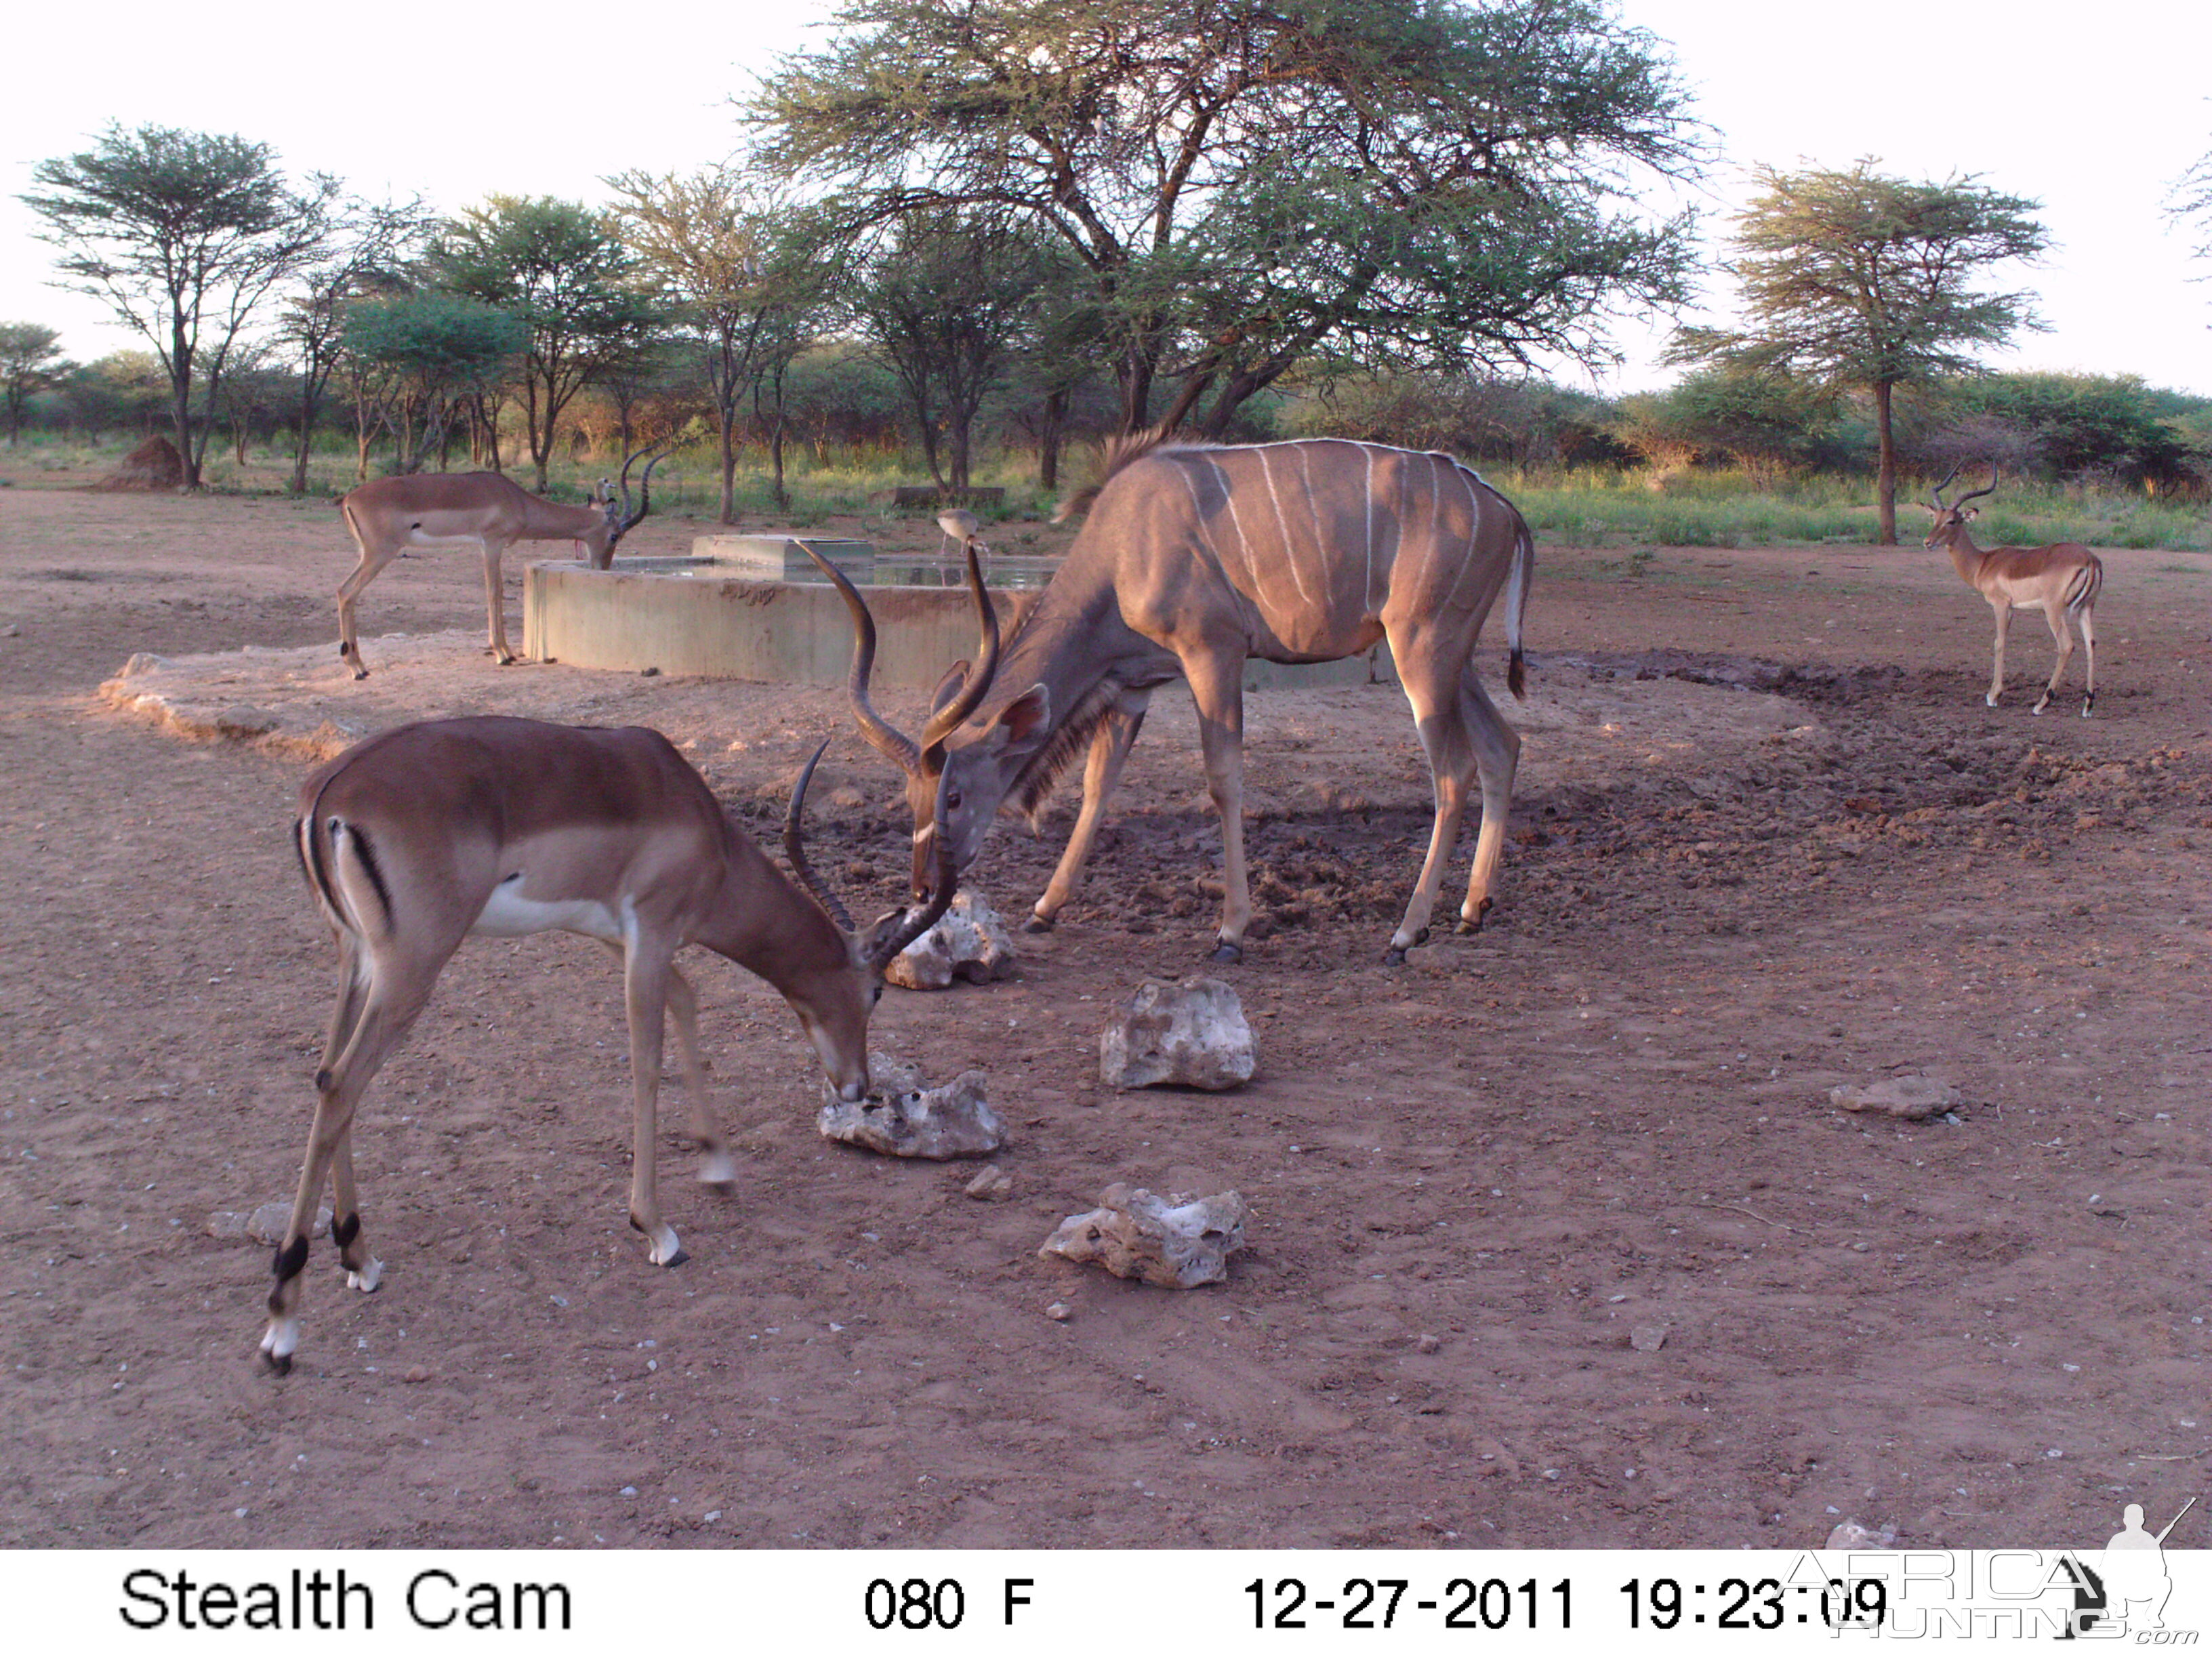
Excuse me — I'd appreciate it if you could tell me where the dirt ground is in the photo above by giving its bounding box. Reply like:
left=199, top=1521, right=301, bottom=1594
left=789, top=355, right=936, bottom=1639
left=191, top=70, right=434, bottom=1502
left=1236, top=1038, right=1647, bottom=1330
left=1, top=476, right=2207, bottom=1552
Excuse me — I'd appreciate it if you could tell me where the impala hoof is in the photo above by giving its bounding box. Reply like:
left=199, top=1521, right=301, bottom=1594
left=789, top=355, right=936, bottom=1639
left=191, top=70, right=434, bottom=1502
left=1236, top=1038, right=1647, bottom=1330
left=1984, top=693, right=1999, bottom=708
left=2081, top=698, right=2095, bottom=718
left=1208, top=941, right=1243, bottom=965
left=1022, top=912, right=1057, bottom=935
left=345, top=1257, right=384, bottom=1294
left=1456, top=897, right=1492, bottom=935
left=1382, top=946, right=1407, bottom=966
left=351, top=668, right=369, bottom=682
left=261, top=1349, right=293, bottom=1376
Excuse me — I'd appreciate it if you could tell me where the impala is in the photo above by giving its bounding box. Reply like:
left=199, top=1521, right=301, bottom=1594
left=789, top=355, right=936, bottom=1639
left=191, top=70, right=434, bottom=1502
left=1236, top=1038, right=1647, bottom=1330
left=818, top=434, right=1532, bottom=966
left=1923, top=464, right=2104, bottom=716
left=263, top=714, right=954, bottom=1373
left=333, top=446, right=668, bottom=679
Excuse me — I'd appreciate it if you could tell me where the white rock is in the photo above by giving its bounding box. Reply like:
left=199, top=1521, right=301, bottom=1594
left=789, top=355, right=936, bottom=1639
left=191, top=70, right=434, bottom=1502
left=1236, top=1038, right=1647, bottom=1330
left=886, top=892, right=1017, bottom=990
left=818, top=1055, right=1005, bottom=1159
left=1824, top=1517, right=1898, bottom=1549
left=232, top=1203, right=331, bottom=1244
left=1630, top=1324, right=1670, bottom=1353
left=1099, top=977, right=1256, bottom=1091
left=1829, top=1075, right=1961, bottom=1120
left=1040, top=1183, right=1248, bottom=1288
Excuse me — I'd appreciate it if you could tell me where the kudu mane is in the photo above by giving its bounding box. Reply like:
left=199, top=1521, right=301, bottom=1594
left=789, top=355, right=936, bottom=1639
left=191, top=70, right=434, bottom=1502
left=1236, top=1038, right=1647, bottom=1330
left=1051, top=428, right=1199, bottom=523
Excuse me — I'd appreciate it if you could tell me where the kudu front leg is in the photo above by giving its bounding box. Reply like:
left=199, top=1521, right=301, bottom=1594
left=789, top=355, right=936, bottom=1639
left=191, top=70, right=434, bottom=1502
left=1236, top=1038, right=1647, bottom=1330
left=1184, top=654, right=1251, bottom=964
left=1028, top=693, right=1149, bottom=933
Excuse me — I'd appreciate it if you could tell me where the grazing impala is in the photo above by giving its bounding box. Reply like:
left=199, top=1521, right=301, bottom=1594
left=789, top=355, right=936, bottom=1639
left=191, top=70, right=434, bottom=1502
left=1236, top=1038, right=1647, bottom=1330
left=333, top=447, right=668, bottom=678
left=1923, top=463, right=2104, bottom=717
left=263, top=715, right=954, bottom=1373
left=819, top=434, right=1532, bottom=966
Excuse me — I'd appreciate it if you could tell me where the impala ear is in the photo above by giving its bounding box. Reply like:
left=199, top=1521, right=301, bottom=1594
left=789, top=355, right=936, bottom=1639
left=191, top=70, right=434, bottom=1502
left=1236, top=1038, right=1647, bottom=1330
left=989, top=684, right=1051, bottom=749
left=930, top=659, right=972, bottom=721
left=1963, top=506, right=1979, bottom=520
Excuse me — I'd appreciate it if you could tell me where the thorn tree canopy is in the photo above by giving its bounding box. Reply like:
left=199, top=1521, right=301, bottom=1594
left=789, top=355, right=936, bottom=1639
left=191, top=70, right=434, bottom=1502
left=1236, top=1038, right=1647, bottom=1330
left=21, top=123, right=340, bottom=489
left=431, top=196, right=663, bottom=491
left=0, top=323, right=74, bottom=444
left=747, top=0, right=1704, bottom=438
left=1666, top=161, right=2049, bottom=544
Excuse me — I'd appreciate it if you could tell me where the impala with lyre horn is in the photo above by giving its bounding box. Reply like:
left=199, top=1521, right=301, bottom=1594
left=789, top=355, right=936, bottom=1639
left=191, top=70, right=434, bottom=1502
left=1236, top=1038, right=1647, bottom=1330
left=1923, top=462, right=2104, bottom=717
left=333, top=445, right=671, bottom=678
left=262, top=714, right=955, bottom=1373
left=817, top=434, right=1532, bottom=966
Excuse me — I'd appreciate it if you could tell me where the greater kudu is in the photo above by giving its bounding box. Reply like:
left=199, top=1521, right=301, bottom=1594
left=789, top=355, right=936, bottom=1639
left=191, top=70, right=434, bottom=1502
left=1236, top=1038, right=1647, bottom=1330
left=817, top=434, right=1532, bottom=964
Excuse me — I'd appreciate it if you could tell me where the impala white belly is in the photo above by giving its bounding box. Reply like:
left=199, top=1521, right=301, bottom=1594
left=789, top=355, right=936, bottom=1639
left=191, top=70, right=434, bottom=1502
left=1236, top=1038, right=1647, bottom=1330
left=471, top=877, right=624, bottom=942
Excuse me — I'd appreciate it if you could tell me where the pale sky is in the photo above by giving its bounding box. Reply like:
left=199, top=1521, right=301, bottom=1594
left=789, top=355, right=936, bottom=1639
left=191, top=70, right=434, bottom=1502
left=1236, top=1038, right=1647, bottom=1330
left=5, top=0, right=2209, bottom=396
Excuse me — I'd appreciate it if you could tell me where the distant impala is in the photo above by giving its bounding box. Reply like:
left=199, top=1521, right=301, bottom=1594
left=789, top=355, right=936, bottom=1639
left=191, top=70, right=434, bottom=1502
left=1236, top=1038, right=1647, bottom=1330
left=333, top=447, right=668, bottom=678
left=1923, top=464, right=2104, bottom=716
left=819, top=434, right=1532, bottom=965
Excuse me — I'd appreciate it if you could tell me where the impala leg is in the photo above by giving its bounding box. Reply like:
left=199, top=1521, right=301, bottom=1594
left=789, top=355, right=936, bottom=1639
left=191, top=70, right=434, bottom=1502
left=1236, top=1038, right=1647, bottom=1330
left=1029, top=694, right=1149, bottom=932
left=264, top=946, right=436, bottom=1373
left=2078, top=602, right=2096, bottom=717
left=334, top=539, right=401, bottom=681
left=1455, top=670, right=1522, bottom=935
left=1183, top=653, right=1250, bottom=962
left=621, top=943, right=685, bottom=1267
left=2032, top=602, right=2075, bottom=716
left=480, top=538, right=519, bottom=665
left=1986, top=600, right=2011, bottom=708
left=602, top=944, right=729, bottom=1189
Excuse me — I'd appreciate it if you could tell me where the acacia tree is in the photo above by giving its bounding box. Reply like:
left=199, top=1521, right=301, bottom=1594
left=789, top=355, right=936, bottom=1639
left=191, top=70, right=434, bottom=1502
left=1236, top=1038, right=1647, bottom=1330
left=607, top=169, right=814, bottom=521
left=432, top=196, right=662, bottom=490
left=272, top=199, right=430, bottom=493
left=341, top=292, right=528, bottom=473
left=851, top=210, right=1049, bottom=488
left=1668, top=161, right=2048, bottom=544
left=20, top=125, right=340, bottom=489
left=0, top=323, right=73, bottom=444
left=750, top=0, right=1702, bottom=437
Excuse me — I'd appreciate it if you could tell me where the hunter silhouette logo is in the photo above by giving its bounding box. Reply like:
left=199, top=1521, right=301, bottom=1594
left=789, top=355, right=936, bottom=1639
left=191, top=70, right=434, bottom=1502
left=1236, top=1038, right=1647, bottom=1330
left=2074, top=1496, right=2198, bottom=1637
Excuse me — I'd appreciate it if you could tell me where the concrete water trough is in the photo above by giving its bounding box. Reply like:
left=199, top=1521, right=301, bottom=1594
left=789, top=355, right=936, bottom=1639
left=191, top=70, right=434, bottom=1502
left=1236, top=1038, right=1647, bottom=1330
left=523, top=531, right=1393, bottom=692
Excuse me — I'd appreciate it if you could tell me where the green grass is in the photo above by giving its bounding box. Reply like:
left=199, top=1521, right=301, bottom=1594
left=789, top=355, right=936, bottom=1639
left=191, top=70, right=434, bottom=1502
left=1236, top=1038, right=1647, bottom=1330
left=1488, top=466, right=2212, bottom=552
left=16, top=436, right=2211, bottom=552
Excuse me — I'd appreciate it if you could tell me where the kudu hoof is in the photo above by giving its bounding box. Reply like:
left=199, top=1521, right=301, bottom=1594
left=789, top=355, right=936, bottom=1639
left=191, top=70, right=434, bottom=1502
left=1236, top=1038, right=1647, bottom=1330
left=1208, top=941, right=1244, bottom=965
left=1022, top=913, right=1057, bottom=935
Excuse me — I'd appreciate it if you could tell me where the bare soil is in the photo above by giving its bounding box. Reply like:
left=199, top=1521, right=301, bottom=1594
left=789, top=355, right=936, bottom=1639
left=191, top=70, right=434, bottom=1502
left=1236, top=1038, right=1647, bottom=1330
left=1, top=478, right=2208, bottom=1551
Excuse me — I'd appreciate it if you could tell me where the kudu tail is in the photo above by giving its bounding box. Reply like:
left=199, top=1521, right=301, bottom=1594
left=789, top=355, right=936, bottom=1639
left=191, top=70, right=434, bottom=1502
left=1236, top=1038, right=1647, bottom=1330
left=1504, top=508, right=1534, bottom=701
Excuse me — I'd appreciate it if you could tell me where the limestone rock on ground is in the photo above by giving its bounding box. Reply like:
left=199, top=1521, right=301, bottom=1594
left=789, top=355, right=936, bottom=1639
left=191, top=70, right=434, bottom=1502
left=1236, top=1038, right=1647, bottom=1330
left=1099, top=976, right=1256, bottom=1090
left=886, top=891, right=1018, bottom=990
left=1039, top=1183, right=1248, bottom=1288
left=817, top=1054, right=1005, bottom=1159
left=1828, top=1074, right=1961, bottom=1120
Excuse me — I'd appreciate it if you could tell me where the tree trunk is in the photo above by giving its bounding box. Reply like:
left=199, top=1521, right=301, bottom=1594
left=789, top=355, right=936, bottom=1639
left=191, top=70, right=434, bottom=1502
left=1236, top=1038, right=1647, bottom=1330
left=717, top=417, right=738, bottom=525
left=1874, top=379, right=1898, bottom=546
left=1037, top=387, right=1066, bottom=492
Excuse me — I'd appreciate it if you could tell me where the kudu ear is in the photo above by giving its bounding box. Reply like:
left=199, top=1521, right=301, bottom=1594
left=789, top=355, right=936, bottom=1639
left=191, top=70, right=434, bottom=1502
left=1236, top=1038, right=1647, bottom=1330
left=930, top=660, right=972, bottom=722
left=988, top=684, right=1051, bottom=750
